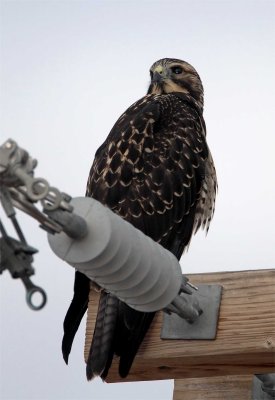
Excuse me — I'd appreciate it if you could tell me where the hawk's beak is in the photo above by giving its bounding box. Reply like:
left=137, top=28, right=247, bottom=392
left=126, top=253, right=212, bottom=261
left=147, top=66, right=166, bottom=94
left=152, top=71, right=163, bottom=83
left=151, top=65, right=167, bottom=83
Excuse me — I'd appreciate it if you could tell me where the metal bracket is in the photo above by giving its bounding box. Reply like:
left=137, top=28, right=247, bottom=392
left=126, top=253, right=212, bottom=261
left=252, top=374, right=275, bottom=399
left=0, top=139, right=87, bottom=238
left=161, top=284, right=222, bottom=339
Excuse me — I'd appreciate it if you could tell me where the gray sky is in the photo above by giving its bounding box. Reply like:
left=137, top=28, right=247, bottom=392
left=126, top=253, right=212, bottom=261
left=0, top=1, right=274, bottom=399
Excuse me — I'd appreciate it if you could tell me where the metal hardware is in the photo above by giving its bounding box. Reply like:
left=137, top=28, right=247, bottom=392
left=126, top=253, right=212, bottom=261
left=161, top=284, right=222, bottom=339
left=0, top=139, right=87, bottom=238
left=0, top=222, right=47, bottom=311
left=253, top=374, right=275, bottom=399
left=0, top=138, right=88, bottom=309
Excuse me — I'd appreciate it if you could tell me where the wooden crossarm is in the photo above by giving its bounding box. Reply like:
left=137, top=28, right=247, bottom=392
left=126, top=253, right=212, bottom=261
left=173, top=375, right=253, bottom=400
left=84, top=269, right=275, bottom=383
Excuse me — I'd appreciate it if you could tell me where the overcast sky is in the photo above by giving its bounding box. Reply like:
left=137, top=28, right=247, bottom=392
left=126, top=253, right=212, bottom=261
left=0, top=1, right=274, bottom=399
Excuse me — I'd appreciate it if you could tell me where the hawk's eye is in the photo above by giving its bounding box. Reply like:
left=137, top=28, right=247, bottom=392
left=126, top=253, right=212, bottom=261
left=171, top=66, right=183, bottom=74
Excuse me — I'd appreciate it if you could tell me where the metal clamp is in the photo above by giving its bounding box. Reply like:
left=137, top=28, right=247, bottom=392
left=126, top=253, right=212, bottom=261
left=161, top=284, right=222, bottom=339
left=0, top=229, right=47, bottom=311
left=0, top=139, right=87, bottom=238
left=253, top=374, right=275, bottom=399
left=0, top=138, right=90, bottom=310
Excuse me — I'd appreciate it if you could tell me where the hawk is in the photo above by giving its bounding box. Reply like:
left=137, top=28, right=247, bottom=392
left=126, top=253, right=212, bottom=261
left=62, top=58, right=217, bottom=380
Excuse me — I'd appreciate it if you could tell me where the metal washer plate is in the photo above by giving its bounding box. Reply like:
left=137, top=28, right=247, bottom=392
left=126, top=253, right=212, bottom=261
left=161, top=284, right=222, bottom=340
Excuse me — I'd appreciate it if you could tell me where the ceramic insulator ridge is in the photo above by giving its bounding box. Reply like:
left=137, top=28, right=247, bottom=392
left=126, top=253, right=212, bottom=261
left=48, top=197, right=182, bottom=312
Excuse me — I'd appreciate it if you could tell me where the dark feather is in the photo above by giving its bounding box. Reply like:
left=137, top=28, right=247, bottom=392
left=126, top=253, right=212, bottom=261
left=118, top=307, right=155, bottom=378
left=62, top=271, right=90, bottom=364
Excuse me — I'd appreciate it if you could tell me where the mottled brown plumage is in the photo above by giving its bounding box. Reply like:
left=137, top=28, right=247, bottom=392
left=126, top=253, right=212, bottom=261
left=62, top=58, right=217, bottom=380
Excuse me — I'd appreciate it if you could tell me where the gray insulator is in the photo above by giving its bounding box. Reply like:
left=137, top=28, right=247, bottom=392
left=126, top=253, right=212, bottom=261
left=48, top=197, right=182, bottom=313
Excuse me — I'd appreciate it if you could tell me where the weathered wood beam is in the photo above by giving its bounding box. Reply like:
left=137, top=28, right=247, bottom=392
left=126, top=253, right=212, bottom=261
left=84, top=269, right=275, bottom=383
left=173, top=375, right=253, bottom=400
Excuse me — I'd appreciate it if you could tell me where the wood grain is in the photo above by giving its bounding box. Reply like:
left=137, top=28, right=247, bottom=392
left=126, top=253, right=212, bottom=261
left=84, top=269, right=275, bottom=382
left=173, top=375, right=253, bottom=400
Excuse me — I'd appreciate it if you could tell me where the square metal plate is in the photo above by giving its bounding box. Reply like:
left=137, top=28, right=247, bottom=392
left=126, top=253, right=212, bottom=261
left=161, top=284, right=222, bottom=340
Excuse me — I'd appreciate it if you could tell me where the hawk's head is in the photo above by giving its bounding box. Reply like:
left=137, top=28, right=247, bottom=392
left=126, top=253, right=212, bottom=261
left=148, top=58, right=204, bottom=110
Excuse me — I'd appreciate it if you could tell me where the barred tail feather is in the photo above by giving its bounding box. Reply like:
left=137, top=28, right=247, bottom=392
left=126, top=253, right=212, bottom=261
left=118, top=309, right=155, bottom=378
left=86, top=292, right=119, bottom=380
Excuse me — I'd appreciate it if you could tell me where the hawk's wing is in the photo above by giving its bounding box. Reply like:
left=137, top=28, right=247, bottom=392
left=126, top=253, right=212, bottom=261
left=87, top=92, right=216, bottom=258
left=62, top=92, right=217, bottom=379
